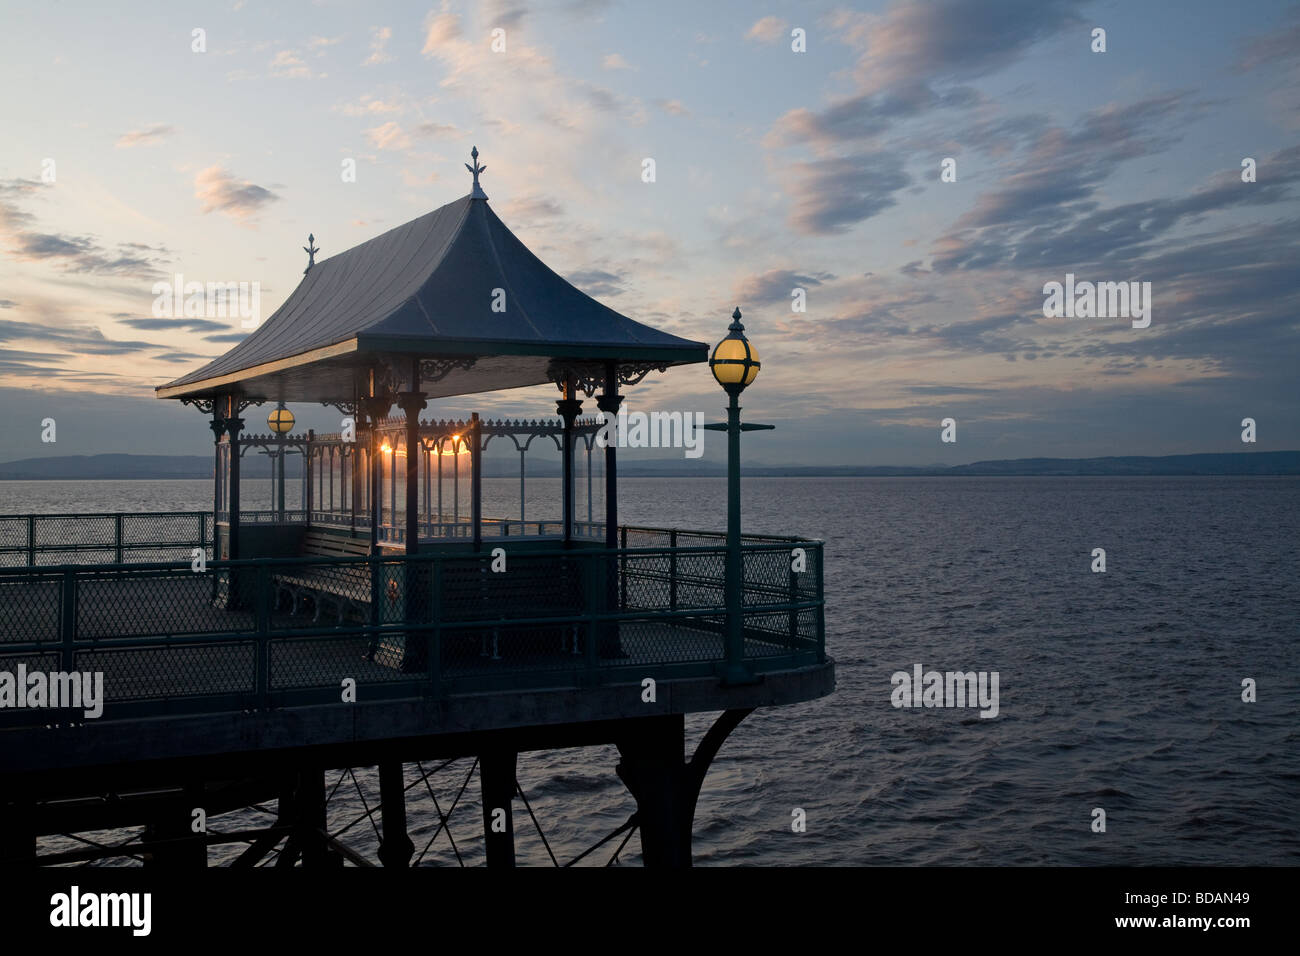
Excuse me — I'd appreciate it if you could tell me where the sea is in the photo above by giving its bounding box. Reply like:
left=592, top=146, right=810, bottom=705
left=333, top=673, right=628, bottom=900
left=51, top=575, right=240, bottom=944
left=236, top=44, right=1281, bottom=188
left=2, top=476, right=1297, bottom=866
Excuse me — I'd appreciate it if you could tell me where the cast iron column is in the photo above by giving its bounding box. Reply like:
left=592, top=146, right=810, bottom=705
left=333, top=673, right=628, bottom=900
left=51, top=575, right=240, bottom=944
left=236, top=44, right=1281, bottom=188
left=209, top=412, right=225, bottom=605
left=556, top=376, right=582, bottom=546
left=471, top=413, right=483, bottom=550
left=362, top=392, right=392, bottom=552
left=397, top=386, right=428, bottom=673
left=276, top=431, right=286, bottom=522
left=209, top=411, right=225, bottom=536
left=397, top=383, right=427, bottom=554
left=226, top=400, right=243, bottom=563
left=598, top=361, right=622, bottom=549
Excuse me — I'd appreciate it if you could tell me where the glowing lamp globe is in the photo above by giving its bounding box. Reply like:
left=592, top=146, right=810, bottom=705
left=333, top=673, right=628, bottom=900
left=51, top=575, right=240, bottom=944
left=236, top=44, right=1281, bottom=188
left=709, top=307, right=760, bottom=393
left=267, top=405, right=295, bottom=435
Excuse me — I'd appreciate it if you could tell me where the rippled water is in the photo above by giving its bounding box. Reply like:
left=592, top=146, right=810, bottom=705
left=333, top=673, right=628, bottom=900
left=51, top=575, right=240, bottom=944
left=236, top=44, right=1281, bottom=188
left=6, top=476, right=1298, bottom=866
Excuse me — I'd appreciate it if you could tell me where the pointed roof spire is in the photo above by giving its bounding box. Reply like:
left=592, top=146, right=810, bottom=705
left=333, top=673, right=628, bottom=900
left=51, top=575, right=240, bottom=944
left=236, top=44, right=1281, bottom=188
left=465, top=146, right=488, bottom=200
left=303, top=233, right=319, bottom=274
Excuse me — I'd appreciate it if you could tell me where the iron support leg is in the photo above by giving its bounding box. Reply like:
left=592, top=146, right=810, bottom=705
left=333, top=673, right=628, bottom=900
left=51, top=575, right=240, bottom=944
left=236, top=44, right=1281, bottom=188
left=616, top=709, right=753, bottom=868
left=480, top=749, right=518, bottom=868
left=616, top=715, right=691, bottom=867
left=143, top=782, right=207, bottom=868
left=295, top=768, right=336, bottom=868
left=378, top=761, right=415, bottom=867
left=0, top=797, right=36, bottom=867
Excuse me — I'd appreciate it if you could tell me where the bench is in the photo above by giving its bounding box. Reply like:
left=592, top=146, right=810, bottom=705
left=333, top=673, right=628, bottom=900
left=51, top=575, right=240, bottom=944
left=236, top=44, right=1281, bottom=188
left=273, top=529, right=373, bottom=624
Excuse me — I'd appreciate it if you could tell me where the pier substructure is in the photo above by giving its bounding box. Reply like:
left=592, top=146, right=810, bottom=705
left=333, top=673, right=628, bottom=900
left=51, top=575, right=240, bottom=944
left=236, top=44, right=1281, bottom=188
left=1, top=630, right=832, bottom=867
left=378, top=761, right=415, bottom=867
left=479, top=749, right=518, bottom=868
left=615, top=709, right=752, bottom=867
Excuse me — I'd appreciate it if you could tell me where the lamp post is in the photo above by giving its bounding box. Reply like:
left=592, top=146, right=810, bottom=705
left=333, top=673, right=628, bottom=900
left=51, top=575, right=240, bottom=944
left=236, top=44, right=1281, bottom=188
left=707, top=307, right=772, bottom=686
left=268, top=402, right=295, bottom=521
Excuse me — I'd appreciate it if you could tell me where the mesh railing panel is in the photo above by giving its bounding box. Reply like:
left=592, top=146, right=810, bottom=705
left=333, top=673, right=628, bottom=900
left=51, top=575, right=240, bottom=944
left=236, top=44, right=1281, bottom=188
left=76, top=643, right=254, bottom=700
left=0, top=526, right=823, bottom=715
left=0, top=575, right=60, bottom=643
left=271, top=635, right=412, bottom=688
left=607, top=616, right=725, bottom=666
left=0, top=512, right=212, bottom=567
left=76, top=572, right=252, bottom=639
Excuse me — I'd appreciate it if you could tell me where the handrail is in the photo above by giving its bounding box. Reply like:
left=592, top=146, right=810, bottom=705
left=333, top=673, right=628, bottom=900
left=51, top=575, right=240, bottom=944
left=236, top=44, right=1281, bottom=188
left=0, top=534, right=825, bottom=722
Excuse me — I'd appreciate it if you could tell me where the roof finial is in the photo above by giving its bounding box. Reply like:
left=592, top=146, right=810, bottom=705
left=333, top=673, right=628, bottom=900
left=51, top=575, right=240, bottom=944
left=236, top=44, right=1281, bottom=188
left=465, top=146, right=488, bottom=200
left=303, top=233, right=319, bottom=274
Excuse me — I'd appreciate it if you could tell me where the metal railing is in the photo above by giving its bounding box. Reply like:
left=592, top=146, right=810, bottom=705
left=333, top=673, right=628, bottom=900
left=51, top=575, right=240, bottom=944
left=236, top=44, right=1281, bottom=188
left=0, top=512, right=212, bottom=567
left=0, top=535, right=824, bottom=723
left=0, top=511, right=752, bottom=562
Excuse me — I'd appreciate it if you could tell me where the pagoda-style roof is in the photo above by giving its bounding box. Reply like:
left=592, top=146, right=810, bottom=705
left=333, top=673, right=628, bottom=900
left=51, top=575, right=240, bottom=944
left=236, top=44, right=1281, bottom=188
left=156, top=174, right=706, bottom=404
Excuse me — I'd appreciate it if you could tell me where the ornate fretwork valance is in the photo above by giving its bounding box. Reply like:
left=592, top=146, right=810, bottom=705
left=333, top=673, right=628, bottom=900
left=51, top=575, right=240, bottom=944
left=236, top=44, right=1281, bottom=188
left=420, top=356, right=478, bottom=384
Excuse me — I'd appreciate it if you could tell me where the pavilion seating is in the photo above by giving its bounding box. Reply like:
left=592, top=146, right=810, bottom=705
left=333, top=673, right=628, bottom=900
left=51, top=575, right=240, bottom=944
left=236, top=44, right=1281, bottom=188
left=272, top=529, right=372, bottom=624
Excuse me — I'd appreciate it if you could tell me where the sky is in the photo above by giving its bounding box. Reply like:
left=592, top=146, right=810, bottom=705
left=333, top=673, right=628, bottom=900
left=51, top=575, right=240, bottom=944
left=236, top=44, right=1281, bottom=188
left=0, top=0, right=1297, bottom=468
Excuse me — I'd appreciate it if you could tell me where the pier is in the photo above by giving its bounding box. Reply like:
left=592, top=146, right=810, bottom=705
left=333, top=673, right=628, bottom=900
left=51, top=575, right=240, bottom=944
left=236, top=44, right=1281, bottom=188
left=0, top=151, right=833, bottom=867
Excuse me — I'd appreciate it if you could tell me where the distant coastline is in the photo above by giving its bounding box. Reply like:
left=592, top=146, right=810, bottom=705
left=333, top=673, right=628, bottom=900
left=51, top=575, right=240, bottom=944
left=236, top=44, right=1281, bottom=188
left=1, top=450, right=1297, bottom=480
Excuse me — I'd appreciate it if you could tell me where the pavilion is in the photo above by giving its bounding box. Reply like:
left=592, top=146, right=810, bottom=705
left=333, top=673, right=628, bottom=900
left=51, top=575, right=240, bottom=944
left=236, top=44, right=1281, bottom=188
left=156, top=148, right=708, bottom=564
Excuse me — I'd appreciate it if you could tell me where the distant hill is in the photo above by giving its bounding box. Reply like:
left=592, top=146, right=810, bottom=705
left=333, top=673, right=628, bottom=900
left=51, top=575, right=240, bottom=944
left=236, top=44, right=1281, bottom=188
left=740, top=451, right=1300, bottom=476
left=0, top=450, right=1296, bottom=480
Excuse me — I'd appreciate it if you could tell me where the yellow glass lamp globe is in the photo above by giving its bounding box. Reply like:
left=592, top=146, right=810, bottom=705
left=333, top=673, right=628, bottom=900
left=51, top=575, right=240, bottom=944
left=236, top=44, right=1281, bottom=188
left=709, top=307, right=760, bottom=390
left=267, top=405, right=295, bottom=434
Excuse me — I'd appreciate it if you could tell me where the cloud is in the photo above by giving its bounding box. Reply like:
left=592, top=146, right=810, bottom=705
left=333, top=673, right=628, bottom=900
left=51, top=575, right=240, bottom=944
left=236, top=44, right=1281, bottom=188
left=337, top=95, right=403, bottom=116
left=0, top=300, right=16, bottom=309
left=1234, top=7, right=1300, bottom=71
left=765, top=85, right=981, bottom=150
left=364, top=26, right=394, bottom=65
left=118, top=317, right=231, bottom=334
left=765, top=0, right=1080, bottom=152
left=0, top=317, right=159, bottom=355
left=832, top=0, right=1084, bottom=96
left=308, top=35, right=343, bottom=52
left=365, top=121, right=411, bottom=150
left=152, top=349, right=213, bottom=363
left=734, top=269, right=837, bottom=305
left=952, top=94, right=1192, bottom=234
left=567, top=268, right=627, bottom=297
left=413, top=122, right=465, bottom=139
left=502, top=195, right=564, bottom=220
left=115, top=124, right=176, bottom=148
left=655, top=98, right=690, bottom=117
left=904, top=385, right=1000, bottom=395
left=746, top=16, right=787, bottom=43
left=782, top=152, right=912, bottom=235
left=602, top=53, right=632, bottom=70
left=193, top=167, right=279, bottom=221
left=484, top=0, right=529, bottom=30
left=269, top=49, right=312, bottom=79
left=0, top=179, right=168, bottom=277
left=422, top=9, right=462, bottom=53
left=928, top=97, right=1250, bottom=273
